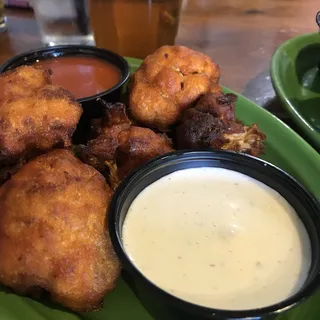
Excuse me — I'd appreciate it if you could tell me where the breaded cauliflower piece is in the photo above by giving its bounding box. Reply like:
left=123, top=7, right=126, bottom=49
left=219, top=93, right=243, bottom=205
left=129, top=45, right=221, bottom=131
left=0, top=150, right=120, bottom=312
left=0, top=85, right=82, bottom=164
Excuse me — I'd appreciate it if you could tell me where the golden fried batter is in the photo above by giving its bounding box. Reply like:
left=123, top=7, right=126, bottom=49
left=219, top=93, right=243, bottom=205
left=0, top=85, right=82, bottom=164
left=116, top=126, right=174, bottom=181
left=78, top=103, right=173, bottom=188
left=195, top=92, right=237, bottom=121
left=0, top=65, right=52, bottom=101
left=129, top=45, right=221, bottom=131
left=0, top=150, right=120, bottom=312
left=222, top=124, right=266, bottom=156
left=175, top=93, right=266, bottom=156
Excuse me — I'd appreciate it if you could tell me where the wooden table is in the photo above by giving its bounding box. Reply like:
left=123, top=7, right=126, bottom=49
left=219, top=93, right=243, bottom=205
left=0, top=1, right=319, bottom=134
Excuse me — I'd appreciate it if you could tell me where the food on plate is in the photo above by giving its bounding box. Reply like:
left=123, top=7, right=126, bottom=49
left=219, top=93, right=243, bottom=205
left=0, top=149, right=120, bottom=312
left=0, top=84, right=82, bottom=165
left=78, top=102, right=173, bottom=188
left=34, top=56, right=122, bottom=99
left=0, top=44, right=270, bottom=314
left=129, top=45, right=222, bottom=131
left=194, top=92, right=237, bottom=121
left=175, top=92, right=266, bottom=156
left=0, top=65, right=51, bottom=101
left=122, top=167, right=311, bottom=310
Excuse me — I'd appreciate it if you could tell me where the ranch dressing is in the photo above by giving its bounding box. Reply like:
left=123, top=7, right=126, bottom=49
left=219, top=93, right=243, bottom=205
left=122, top=167, right=311, bottom=310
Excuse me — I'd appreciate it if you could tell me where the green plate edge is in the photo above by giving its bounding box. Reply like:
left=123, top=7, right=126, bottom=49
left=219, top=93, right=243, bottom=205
left=270, top=32, right=320, bottom=150
left=0, top=57, right=319, bottom=320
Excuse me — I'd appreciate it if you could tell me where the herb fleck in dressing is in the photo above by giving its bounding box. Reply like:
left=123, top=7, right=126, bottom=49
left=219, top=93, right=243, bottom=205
left=122, top=167, right=311, bottom=310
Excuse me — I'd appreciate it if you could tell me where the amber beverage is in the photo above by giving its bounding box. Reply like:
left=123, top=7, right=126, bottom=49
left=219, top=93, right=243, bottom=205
left=89, top=0, right=182, bottom=59
left=0, top=0, right=7, bottom=32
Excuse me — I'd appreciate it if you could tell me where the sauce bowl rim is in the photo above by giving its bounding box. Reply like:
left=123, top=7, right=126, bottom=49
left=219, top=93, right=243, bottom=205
left=0, top=44, right=130, bottom=102
left=108, top=149, right=320, bottom=319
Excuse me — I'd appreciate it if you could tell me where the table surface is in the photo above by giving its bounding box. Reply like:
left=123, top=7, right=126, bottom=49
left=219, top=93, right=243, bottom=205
left=0, top=1, right=319, bottom=142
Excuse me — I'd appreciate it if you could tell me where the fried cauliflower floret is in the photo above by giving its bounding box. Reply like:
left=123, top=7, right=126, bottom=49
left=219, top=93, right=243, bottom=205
left=78, top=102, right=173, bottom=188
left=129, top=45, right=222, bottom=131
left=0, top=65, right=52, bottom=101
left=0, top=150, right=120, bottom=312
left=0, top=85, right=82, bottom=164
left=195, top=92, right=237, bottom=121
left=222, top=124, right=266, bottom=156
left=115, top=126, right=174, bottom=182
left=175, top=93, right=266, bottom=157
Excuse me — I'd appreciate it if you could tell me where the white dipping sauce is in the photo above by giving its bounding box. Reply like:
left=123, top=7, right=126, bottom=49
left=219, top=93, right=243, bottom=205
left=122, top=167, right=311, bottom=310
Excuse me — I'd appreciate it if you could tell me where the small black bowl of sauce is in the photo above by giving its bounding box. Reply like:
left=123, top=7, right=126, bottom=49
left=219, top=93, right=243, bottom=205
left=109, top=149, right=320, bottom=320
left=0, top=45, right=130, bottom=144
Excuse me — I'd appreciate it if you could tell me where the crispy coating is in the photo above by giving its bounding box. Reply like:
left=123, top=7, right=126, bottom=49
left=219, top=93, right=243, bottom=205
left=0, top=85, right=82, bottom=164
left=78, top=102, right=132, bottom=175
left=223, top=124, right=266, bottom=156
left=175, top=93, right=266, bottom=156
left=0, top=150, right=120, bottom=312
left=195, top=92, right=237, bottom=121
left=0, top=65, right=52, bottom=101
left=78, top=103, right=173, bottom=188
left=129, top=45, right=221, bottom=131
left=116, top=127, right=174, bottom=181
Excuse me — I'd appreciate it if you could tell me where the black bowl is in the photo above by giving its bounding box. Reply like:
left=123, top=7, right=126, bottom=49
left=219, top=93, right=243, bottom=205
left=0, top=45, right=130, bottom=144
left=109, top=150, right=320, bottom=320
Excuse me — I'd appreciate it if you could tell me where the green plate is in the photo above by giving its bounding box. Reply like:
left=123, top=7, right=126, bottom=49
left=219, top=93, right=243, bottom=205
left=271, top=32, right=320, bottom=151
left=1, top=57, right=320, bottom=320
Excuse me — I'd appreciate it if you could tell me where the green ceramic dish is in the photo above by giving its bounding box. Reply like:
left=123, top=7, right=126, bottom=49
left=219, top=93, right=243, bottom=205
left=271, top=32, right=320, bottom=151
left=0, top=57, right=320, bottom=320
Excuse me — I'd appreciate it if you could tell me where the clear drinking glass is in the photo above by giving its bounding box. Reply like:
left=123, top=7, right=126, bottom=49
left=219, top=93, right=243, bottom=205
left=89, top=0, right=182, bottom=59
left=0, top=0, right=7, bottom=32
left=31, top=0, right=95, bottom=46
